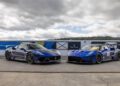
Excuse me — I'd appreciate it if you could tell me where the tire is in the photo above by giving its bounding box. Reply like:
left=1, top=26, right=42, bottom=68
left=67, top=57, right=70, bottom=62
left=96, top=54, right=103, bottom=64
left=117, top=52, right=120, bottom=61
left=68, top=57, right=73, bottom=62
left=5, top=51, right=12, bottom=61
left=26, top=53, right=35, bottom=64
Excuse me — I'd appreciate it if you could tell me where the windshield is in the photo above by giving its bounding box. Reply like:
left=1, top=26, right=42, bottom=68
left=27, top=44, right=48, bottom=50
left=81, top=45, right=100, bottom=51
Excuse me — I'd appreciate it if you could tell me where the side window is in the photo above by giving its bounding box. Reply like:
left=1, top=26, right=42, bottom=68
left=105, top=46, right=109, bottom=50
left=15, top=46, right=18, bottom=49
left=18, top=44, right=27, bottom=49
left=101, top=46, right=105, bottom=50
left=110, top=48, right=115, bottom=51
left=101, top=46, right=108, bottom=51
left=98, top=46, right=102, bottom=50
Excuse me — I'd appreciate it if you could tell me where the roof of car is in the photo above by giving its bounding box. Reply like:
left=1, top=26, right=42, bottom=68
left=21, top=42, right=37, bottom=45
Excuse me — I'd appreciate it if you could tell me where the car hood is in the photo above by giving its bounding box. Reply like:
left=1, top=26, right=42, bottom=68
left=32, top=49, right=59, bottom=57
left=69, top=50, right=97, bottom=57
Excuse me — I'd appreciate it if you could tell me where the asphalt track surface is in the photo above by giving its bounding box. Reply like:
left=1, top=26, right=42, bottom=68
left=1, top=56, right=120, bottom=86
left=0, top=56, right=120, bottom=73
left=1, top=73, right=120, bottom=86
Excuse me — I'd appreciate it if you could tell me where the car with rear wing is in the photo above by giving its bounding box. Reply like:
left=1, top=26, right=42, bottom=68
left=68, top=43, right=120, bottom=64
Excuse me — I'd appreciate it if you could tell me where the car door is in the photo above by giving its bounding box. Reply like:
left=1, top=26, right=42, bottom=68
left=101, top=46, right=111, bottom=61
left=103, top=47, right=113, bottom=61
left=106, top=50, right=112, bottom=60
left=13, top=44, right=27, bottom=60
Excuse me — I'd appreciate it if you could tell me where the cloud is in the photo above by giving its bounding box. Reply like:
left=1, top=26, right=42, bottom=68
left=0, top=0, right=65, bottom=16
left=0, top=28, right=83, bottom=40
left=66, top=0, right=120, bottom=20
left=0, top=0, right=119, bottom=40
left=0, top=2, right=64, bottom=30
left=0, top=3, right=21, bottom=28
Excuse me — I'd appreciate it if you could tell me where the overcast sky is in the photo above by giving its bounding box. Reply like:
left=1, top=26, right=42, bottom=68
left=0, top=0, right=120, bottom=40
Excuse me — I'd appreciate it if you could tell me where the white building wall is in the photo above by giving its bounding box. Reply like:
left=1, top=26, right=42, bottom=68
left=81, top=40, right=91, bottom=49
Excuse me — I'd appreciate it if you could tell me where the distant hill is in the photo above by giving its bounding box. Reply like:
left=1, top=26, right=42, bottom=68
left=56, top=36, right=120, bottom=40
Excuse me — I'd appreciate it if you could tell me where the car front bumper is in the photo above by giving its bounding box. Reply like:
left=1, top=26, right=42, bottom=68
left=35, top=56, right=61, bottom=63
left=68, top=56, right=93, bottom=63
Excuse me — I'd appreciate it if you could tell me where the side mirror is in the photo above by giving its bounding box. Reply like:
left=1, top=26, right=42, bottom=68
left=110, top=48, right=115, bottom=51
left=12, top=47, right=16, bottom=50
left=20, top=48, right=26, bottom=51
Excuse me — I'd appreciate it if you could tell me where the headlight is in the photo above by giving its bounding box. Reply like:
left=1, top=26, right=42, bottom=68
left=35, top=51, right=44, bottom=55
left=87, top=52, right=94, bottom=56
left=55, top=50, right=61, bottom=55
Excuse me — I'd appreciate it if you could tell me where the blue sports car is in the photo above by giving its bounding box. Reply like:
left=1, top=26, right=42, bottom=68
left=5, top=42, right=61, bottom=64
left=68, top=43, right=120, bottom=64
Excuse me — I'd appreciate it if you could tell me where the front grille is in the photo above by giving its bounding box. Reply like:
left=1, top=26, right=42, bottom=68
left=39, top=56, right=61, bottom=62
left=49, top=56, right=61, bottom=60
left=39, top=57, right=45, bottom=61
left=68, top=56, right=83, bottom=62
left=49, top=57, right=55, bottom=60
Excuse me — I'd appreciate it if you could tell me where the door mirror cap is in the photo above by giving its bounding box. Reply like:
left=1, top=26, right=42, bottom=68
left=12, top=47, right=16, bottom=50
left=20, top=48, right=26, bottom=51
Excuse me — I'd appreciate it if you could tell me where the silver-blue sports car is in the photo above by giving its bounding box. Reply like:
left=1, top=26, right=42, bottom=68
left=5, top=42, right=61, bottom=64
